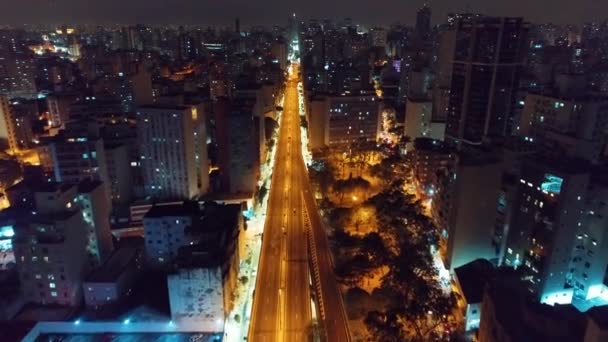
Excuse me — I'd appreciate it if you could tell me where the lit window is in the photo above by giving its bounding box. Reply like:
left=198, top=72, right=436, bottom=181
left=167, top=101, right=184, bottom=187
left=51, top=291, right=58, bottom=297
left=49, top=282, right=56, bottom=288
left=44, top=256, right=49, bottom=262
left=35, top=274, right=42, bottom=279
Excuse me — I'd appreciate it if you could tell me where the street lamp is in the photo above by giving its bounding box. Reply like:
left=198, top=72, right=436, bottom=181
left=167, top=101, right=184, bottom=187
left=352, top=195, right=358, bottom=202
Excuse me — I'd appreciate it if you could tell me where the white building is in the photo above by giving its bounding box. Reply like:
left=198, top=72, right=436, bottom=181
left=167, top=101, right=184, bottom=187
left=137, top=104, right=209, bottom=200
left=167, top=268, right=226, bottom=331
left=166, top=202, right=242, bottom=329
left=307, top=93, right=381, bottom=150
left=404, top=98, right=445, bottom=150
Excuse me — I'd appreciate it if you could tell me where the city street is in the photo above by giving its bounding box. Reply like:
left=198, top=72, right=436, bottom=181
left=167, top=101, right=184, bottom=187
left=248, top=64, right=312, bottom=342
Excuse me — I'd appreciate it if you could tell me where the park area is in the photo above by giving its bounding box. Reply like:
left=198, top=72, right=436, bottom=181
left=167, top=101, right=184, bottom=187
left=308, top=141, right=460, bottom=342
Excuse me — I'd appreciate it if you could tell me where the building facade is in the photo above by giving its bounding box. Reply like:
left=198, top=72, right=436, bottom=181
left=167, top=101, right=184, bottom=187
left=137, top=104, right=209, bottom=200
left=445, top=16, right=529, bottom=146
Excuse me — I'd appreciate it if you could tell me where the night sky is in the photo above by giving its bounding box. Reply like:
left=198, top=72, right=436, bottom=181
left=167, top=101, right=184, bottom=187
left=0, top=0, right=605, bottom=26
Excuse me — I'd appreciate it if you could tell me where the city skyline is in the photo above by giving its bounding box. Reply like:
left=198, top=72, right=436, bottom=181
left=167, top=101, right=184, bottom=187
left=0, top=0, right=606, bottom=26
left=3, top=3, right=608, bottom=341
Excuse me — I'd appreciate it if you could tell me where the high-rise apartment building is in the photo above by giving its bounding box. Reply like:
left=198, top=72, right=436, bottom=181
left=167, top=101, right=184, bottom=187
left=213, top=98, right=259, bottom=195
left=445, top=16, right=529, bottom=147
left=167, top=203, right=243, bottom=328
left=104, top=143, right=133, bottom=204
left=12, top=210, right=89, bottom=306
left=307, top=93, right=381, bottom=149
left=46, top=93, right=79, bottom=128
left=143, top=202, right=200, bottom=267
left=504, top=155, right=590, bottom=305
left=411, top=138, right=455, bottom=200
left=443, top=149, right=503, bottom=269
left=48, top=122, right=110, bottom=192
left=369, top=27, right=387, bottom=48
left=0, top=95, right=18, bottom=153
left=6, top=179, right=113, bottom=307
left=567, top=167, right=608, bottom=302
left=519, top=93, right=608, bottom=164
left=137, top=103, right=209, bottom=200
left=0, top=47, right=37, bottom=98
left=6, top=180, right=113, bottom=267
left=76, top=180, right=113, bottom=265
left=404, top=98, right=445, bottom=150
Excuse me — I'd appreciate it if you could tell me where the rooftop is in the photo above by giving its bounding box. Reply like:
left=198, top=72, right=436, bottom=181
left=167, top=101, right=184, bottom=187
left=458, top=146, right=502, bottom=166
left=77, top=179, right=103, bottom=194
left=525, top=153, right=591, bottom=175
left=413, top=137, right=453, bottom=154
left=144, top=201, right=202, bottom=219
left=454, top=258, right=495, bottom=304
left=138, top=104, right=190, bottom=111
left=177, top=202, right=242, bottom=268
left=7, top=180, right=74, bottom=194
left=86, top=247, right=140, bottom=283
left=486, top=271, right=586, bottom=342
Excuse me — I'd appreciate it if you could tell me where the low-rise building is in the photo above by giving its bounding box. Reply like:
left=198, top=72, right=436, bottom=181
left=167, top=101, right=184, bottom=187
left=83, top=247, right=142, bottom=308
left=453, top=259, right=495, bottom=332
